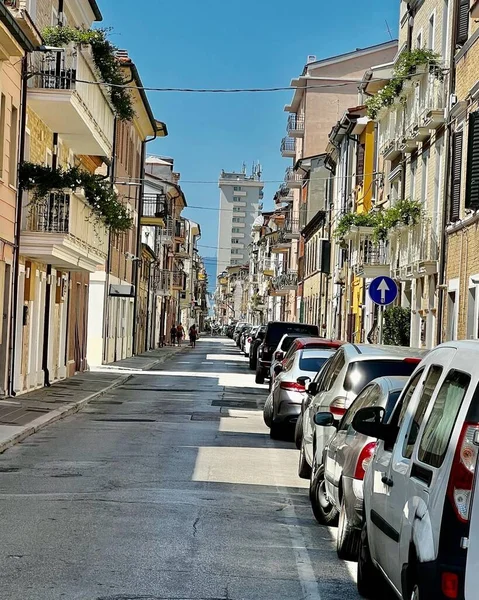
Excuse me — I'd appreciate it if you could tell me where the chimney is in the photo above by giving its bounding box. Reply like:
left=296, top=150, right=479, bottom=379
left=307, top=55, right=317, bottom=64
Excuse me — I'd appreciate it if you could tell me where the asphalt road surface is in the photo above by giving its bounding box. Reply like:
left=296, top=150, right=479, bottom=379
left=0, top=337, right=360, bottom=600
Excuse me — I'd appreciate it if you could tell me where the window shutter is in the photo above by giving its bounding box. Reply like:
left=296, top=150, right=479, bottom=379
left=466, top=112, right=479, bottom=210
left=356, top=143, right=365, bottom=185
left=456, top=0, right=469, bottom=46
left=451, top=131, right=463, bottom=221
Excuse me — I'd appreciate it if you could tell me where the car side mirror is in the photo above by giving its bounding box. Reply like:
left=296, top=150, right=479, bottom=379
left=297, top=376, right=311, bottom=386
left=352, top=407, right=388, bottom=440
left=314, top=411, right=336, bottom=427
left=274, top=364, right=283, bottom=375
left=274, top=351, right=284, bottom=360
left=307, top=381, right=318, bottom=395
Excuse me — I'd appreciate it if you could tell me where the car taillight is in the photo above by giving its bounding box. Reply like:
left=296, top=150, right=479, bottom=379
left=247, top=337, right=252, bottom=342
left=354, top=442, right=376, bottom=480
left=442, top=572, right=459, bottom=599
left=447, top=422, right=479, bottom=522
left=330, top=396, right=347, bottom=418
left=280, top=381, right=305, bottom=391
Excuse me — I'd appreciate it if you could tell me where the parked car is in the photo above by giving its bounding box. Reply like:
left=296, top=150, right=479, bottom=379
left=244, top=326, right=259, bottom=357
left=233, top=322, right=247, bottom=343
left=283, top=337, right=345, bottom=363
left=249, top=326, right=266, bottom=370
left=235, top=324, right=250, bottom=347
left=312, top=375, right=408, bottom=560
left=264, top=349, right=335, bottom=439
left=466, top=456, right=479, bottom=600
left=300, top=344, right=424, bottom=506
left=239, top=326, right=252, bottom=352
left=351, top=340, right=479, bottom=600
left=255, top=321, right=320, bottom=384
left=268, top=334, right=313, bottom=388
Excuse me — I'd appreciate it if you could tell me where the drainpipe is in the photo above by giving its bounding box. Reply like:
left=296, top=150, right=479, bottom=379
left=8, top=55, right=29, bottom=396
left=132, top=128, right=157, bottom=355
left=437, top=0, right=458, bottom=345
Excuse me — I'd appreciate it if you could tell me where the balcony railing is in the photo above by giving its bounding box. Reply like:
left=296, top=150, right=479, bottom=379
left=285, top=167, right=302, bottom=188
left=175, top=220, right=186, bottom=240
left=390, top=219, right=439, bottom=279
left=280, top=136, right=296, bottom=157
left=172, top=270, right=185, bottom=289
left=272, top=271, right=298, bottom=292
left=280, top=218, right=300, bottom=240
left=152, top=269, right=172, bottom=296
left=29, top=43, right=114, bottom=157
left=141, top=193, right=167, bottom=226
left=287, top=114, right=305, bottom=136
left=27, top=193, right=70, bottom=233
left=347, top=226, right=389, bottom=278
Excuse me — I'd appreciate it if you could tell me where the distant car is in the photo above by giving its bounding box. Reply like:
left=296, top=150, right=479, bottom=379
left=269, top=334, right=313, bottom=389
left=233, top=322, right=247, bottom=343
left=249, top=326, right=266, bottom=370
left=235, top=324, right=250, bottom=347
left=313, top=375, right=408, bottom=560
left=239, top=326, right=252, bottom=352
left=255, top=321, right=320, bottom=384
left=264, top=349, right=335, bottom=439
left=244, top=326, right=260, bottom=357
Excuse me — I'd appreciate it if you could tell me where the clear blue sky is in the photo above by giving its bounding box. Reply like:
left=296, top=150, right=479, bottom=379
left=100, top=0, right=399, bottom=263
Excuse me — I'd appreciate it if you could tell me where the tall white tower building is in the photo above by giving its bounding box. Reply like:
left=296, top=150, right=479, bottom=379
left=216, top=167, right=264, bottom=278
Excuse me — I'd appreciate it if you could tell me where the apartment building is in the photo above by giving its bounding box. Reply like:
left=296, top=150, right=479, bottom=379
left=87, top=52, right=162, bottom=367
left=279, top=42, right=398, bottom=324
left=0, top=3, right=38, bottom=396
left=216, top=168, right=263, bottom=278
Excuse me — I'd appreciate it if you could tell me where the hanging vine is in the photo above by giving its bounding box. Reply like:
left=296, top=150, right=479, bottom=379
left=19, top=162, right=133, bottom=233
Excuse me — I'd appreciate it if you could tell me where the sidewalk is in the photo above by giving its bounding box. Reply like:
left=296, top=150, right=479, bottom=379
left=0, top=344, right=188, bottom=455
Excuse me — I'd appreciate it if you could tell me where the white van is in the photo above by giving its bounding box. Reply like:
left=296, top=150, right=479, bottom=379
left=352, top=341, right=479, bottom=600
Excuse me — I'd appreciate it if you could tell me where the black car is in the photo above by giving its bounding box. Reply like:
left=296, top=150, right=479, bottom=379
left=249, top=326, right=266, bottom=370
left=255, top=321, right=320, bottom=384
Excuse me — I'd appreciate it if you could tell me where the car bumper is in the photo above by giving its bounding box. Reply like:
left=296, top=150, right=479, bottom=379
left=259, top=359, right=271, bottom=369
left=273, top=390, right=302, bottom=425
left=342, top=476, right=364, bottom=529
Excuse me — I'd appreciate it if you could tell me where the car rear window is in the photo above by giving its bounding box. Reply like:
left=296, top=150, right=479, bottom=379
left=282, top=337, right=298, bottom=352
left=266, top=323, right=319, bottom=346
left=299, top=356, right=329, bottom=372
left=344, top=360, right=419, bottom=395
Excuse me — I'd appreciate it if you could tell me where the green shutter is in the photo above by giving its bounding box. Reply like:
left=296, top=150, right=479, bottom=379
left=466, top=112, right=479, bottom=210
left=457, top=0, right=469, bottom=46
left=451, top=131, right=463, bottom=221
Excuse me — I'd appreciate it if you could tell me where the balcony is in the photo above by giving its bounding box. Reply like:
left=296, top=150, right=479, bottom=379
left=156, top=217, right=174, bottom=247
left=402, top=74, right=446, bottom=148
left=20, top=192, right=107, bottom=272
left=140, top=193, right=167, bottom=227
left=287, top=114, right=305, bottom=138
left=4, top=0, right=43, bottom=49
left=345, top=226, right=390, bottom=278
left=271, top=271, right=298, bottom=295
left=280, top=137, right=296, bottom=158
left=281, top=218, right=300, bottom=240
left=381, top=138, right=402, bottom=162
left=175, top=242, right=190, bottom=259
left=390, top=219, right=439, bottom=280
left=285, top=167, right=302, bottom=189
left=261, top=258, right=275, bottom=277
left=172, top=269, right=185, bottom=290
left=28, top=43, right=114, bottom=158
left=174, top=219, right=186, bottom=241
left=152, top=269, right=172, bottom=297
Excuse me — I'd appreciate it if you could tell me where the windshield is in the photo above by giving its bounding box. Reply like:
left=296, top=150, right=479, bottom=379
left=267, top=323, right=318, bottom=346
left=299, top=356, right=329, bottom=372
left=344, top=360, right=418, bottom=395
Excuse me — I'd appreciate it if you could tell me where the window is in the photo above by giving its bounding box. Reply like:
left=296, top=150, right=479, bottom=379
left=410, top=155, right=417, bottom=200
left=447, top=290, right=458, bottom=340
left=456, top=0, right=469, bottom=46
left=416, top=31, right=423, bottom=48
left=466, top=112, right=479, bottom=211
left=233, top=196, right=242, bottom=202
left=402, top=365, right=443, bottom=459
left=344, top=359, right=420, bottom=396
left=232, top=217, right=241, bottom=223
left=0, top=94, right=5, bottom=178
left=387, top=370, right=424, bottom=451
left=451, top=130, right=463, bottom=220
left=298, top=355, right=329, bottom=373
left=428, top=13, right=435, bottom=50
left=421, top=147, right=429, bottom=204
left=356, top=143, right=365, bottom=185
left=232, top=228, right=240, bottom=233
left=9, top=105, right=18, bottom=186
left=419, top=370, right=470, bottom=467
left=232, top=238, right=240, bottom=244
left=339, top=384, right=377, bottom=431
left=233, top=207, right=242, bottom=213
left=467, top=284, right=478, bottom=339
left=323, top=350, right=345, bottom=391
left=233, top=186, right=242, bottom=191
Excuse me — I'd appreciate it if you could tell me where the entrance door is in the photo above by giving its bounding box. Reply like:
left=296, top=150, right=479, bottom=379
left=0, top=263, right=10, bottom=395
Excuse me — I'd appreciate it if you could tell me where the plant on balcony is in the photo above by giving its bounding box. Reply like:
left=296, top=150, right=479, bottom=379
left=366, top=48, right=441, bottom=119
left=383, top=306, right=411, bottom=346
left=373, top=198, right=422, bottom=241
left=334, top=212, right=378, bottom=240
left=42, top=26, right=134, bottom=121
left=19, top=162, right=133, bottom=233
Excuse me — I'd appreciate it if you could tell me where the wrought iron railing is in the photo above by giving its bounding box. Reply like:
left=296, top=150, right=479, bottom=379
left=280, top=137, right=295, bottom=154
left=142, top=193, right=167, bottom=219
left=287, top=114, right=305, bottom=134
left=272, top=271, right=298, bottom=290
left=285, top=166, right=302, bottom=185
left=27, top=193, right=70, bottom=233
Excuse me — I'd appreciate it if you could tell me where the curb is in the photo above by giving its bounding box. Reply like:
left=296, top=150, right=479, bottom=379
left=0, top=374, right=132, bottom=455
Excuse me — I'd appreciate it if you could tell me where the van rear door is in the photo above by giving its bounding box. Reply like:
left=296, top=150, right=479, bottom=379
left=466, top=463, right=479, bottom=599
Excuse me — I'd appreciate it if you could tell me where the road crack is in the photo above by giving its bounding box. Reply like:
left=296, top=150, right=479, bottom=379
left=192, top=516, right=200, bottom=537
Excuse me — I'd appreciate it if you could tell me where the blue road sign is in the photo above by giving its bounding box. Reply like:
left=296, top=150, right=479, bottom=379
left=369, top=276, right=398, bottom=307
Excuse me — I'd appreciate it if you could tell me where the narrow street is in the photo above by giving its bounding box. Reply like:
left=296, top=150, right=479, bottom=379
left=0, top=338, right=358, bottom=600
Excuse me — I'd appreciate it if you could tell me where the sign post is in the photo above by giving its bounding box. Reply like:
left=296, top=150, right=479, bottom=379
left=369, top=277, right=399, bottom=345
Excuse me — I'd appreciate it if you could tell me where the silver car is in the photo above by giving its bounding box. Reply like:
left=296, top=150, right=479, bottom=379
left=265, top=348, right=334, bottom=439
left=313, top=375, right=408, bottom=560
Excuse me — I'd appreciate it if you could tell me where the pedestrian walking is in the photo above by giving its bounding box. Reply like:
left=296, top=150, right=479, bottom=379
left=189, top=324, right=198, bottom=348
left=170, top=325, right=177, bottom=346
left=176, top=323, right=185, bottom=346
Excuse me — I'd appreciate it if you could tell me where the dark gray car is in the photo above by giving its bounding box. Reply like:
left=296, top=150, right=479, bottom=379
left=314, top=375, right=409, bottom=561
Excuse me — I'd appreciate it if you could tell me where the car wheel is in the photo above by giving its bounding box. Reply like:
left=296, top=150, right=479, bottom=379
left=294, top=413, right=303, bottom=450
left=298, top=438, right=311, bottom=479
left=410, top=585, right=419, bottom=600
left=263, top=394, right=273, bottom=428
left=336, top=495, right=360, bottom=561
left=310, top=465, right=339, bottom=525
left=255, top=368, right=265, bottom=384
left=357, top=521, right=387, bottom=599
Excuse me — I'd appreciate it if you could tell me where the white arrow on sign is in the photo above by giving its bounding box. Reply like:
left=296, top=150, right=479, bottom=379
left=377, top=278, right=390, bottom=303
